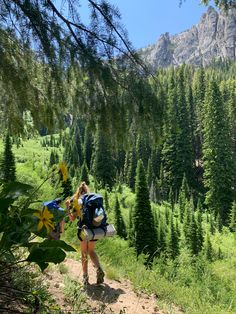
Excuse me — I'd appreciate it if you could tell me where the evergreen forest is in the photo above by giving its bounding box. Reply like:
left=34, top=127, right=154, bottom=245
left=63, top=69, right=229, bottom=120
left=0, top=1, right=236, bottom=313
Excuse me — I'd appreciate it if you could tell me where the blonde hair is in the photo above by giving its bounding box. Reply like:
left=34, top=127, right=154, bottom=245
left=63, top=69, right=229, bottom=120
left=73, top=181, right=90, bottom=199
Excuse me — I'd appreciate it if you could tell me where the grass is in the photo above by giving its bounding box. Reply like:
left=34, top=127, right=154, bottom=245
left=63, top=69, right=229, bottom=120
left=0, top=136, right=63, bottom=203
left=94, top=235, right=236, bottom=314
left=58, top=263, right=69, bottom=275
left=63, top=276, right=90, bottom=313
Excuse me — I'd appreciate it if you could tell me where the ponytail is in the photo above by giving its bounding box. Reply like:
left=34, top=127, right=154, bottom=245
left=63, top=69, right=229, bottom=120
left=73, top=181, right=90, bottom=199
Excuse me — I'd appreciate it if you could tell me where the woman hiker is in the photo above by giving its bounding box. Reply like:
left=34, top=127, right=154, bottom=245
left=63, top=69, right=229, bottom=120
left=65, top=181, right=105, bottom=285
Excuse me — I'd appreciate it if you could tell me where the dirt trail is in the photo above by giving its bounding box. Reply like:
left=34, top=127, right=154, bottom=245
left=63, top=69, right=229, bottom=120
left=44, top=257, right=164, bottom=314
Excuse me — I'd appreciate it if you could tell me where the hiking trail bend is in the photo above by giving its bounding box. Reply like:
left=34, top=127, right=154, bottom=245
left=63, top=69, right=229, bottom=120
left=44, top=257, right=180, bottom=313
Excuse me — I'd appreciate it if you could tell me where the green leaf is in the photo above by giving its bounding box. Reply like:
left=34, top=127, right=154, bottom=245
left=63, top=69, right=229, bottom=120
left=0, top=182, right=33, bottom=199
left=37, top=262, right=49, bottom=272
left=26, top=246, right=66, bottom=264
left=39, top=239, right=76, bottom=252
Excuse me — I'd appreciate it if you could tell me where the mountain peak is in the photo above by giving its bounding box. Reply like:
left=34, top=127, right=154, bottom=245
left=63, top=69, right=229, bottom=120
left=140, top=7, right=236, bottom=68
left=207, top=5, right=217, bottom=13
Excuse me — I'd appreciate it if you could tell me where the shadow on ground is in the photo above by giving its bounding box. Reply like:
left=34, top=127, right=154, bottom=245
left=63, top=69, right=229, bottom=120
left=85, top=283, right=125, bottom=303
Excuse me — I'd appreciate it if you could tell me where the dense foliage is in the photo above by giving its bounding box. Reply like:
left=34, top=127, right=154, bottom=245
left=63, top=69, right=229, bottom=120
left=60, top=62, right=236, bottom=227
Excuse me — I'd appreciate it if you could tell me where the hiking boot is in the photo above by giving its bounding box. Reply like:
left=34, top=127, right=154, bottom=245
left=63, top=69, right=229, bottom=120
left=96, top=267, right=105, bottom=284
left=82, top=274, right=89, bottom=286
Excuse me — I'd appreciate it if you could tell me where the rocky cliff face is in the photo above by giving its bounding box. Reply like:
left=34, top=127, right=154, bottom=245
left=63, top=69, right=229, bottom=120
left=140, top=6, right=236, bottom=68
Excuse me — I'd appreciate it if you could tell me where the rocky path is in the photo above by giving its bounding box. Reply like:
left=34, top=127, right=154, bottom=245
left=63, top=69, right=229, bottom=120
left=44, top=257, right=164, bottom=314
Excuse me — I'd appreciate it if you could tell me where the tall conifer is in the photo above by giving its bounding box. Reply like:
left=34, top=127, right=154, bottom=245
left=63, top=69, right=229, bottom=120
left=114, top=195, right=127, bottom=239
left=80, top=161, right=90, bottom=185
left=196, top=208, right=204, bottom=254
left=175, top=66, right=194, bottom=194
left=166, top=213, right=179, bottom=259
left=0, top=133, right=16, bottom=182
left=229, top=201, right=236, bottom=232
left=83, top=125, right=93, bottom=170
left=204, top=232, right=213, bottom=261
left=192, top=67, right=206, bottom=162
left=127, top=149, right=137, bottom=191
left=203, top=80, right=234, bottom=224
left=133, top=160, right=157, bottom=259
left=93, top=127, right=116, bottom=189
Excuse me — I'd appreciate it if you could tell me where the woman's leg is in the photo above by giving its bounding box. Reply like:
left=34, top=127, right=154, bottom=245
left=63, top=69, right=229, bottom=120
left=87, top=241, right=104, bottom=284
left=80, top=240, right=89, bottom=275
left=87, top=241, right=100, bottom=269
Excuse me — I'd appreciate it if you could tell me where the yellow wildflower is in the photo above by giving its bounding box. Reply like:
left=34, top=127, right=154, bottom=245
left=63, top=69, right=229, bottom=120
left=59, top=162, right=68, bottom=182
left=72, top=198, right=83, bottom=219
left=33, top=206, right=55, bottom=234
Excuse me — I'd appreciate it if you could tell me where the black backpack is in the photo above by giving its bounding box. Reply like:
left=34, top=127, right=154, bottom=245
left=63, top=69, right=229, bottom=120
left=78, top=193, right=107, bottom=229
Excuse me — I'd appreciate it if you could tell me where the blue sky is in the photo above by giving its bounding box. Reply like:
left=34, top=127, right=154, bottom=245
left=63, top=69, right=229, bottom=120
left=58, top=0, right=216, bottom=49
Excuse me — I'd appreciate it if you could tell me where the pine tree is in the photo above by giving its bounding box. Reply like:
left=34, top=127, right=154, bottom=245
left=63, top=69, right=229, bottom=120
left=229, top=201, right=236, bottom=232
left=147, top=158, right=154, bottom=189
left=128, top=206, right=135, bottom=247
left=123, top=151, right=130, bottom=184
left=74, top=124, right=83, bottom=166
left=63, top=141, right=80, bottom=171
left=157, top=217, right=166, bottom=256
left=166, top=213, right=179, bottom=259
left=196, top=208, right=204, bottom=254
left=0, top=133, right=16, bottom=182
left=153, top=208, right=159, bottom=230
left=216, top=213, right=223, bottom=232
left=192, top=67, right=206, bottom=162
left=209, top=214, right=215, bottom=235
left=178, top=174, right=190, bottom=222
left=80, top=161, right=90, bottom=185
left=183, top=201, right=191, bottom=247
left=164, top=206, right=170, bottom=226
left=223, top=80, right=236, bottom=201
left=161, top=71, right=179, bottom=200
left=93, top=127, right=116, bottom=189
left=60, top=178, right=73, bottom=199
left=83, top=125, right=93, bottom=170
left=127, top=149, right=137, bottom=191
left=203, top=80, right=234, bottom=224
left=133, top=160, right=157, bottom=260
left=158, top=162, right=168, bottom=201
left=114, top=195, right=127, bottom=239
left=149, top=180, right=157, bottom=203
left=136, top=135, right=150, bottom=169
left=104, top=190, right=110, bottom=212
left=49, top=151, right=55, bottom=167
left=150, top=148, right=161, bottom=180
left=188, top=211, right=198, bottom=255
left=116, top=150, right=126, bottom=178
left=49, top=150, right=59, bottom=167
left=175, top=66, right=194, bottom=194
left=58, top=165, right=73, bottom=199
left=204, top=232, right=213, bottom=262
